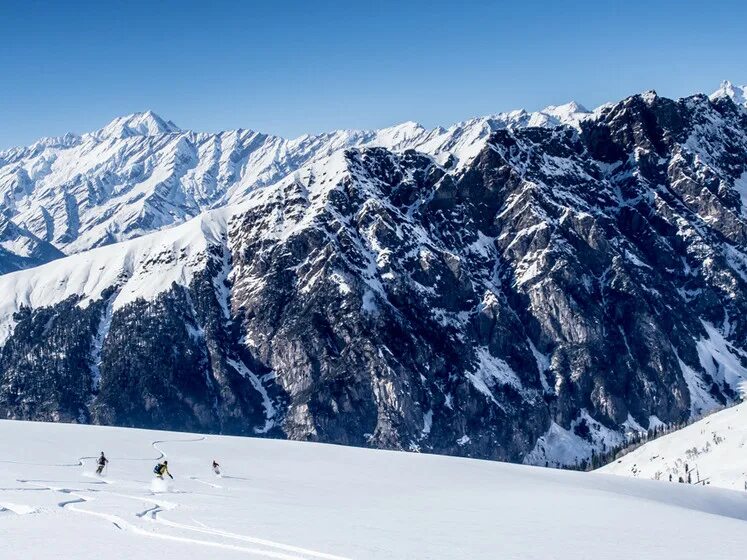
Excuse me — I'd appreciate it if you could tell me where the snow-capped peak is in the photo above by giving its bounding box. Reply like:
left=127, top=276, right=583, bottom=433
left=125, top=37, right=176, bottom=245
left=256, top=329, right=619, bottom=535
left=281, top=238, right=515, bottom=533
left=526, top=101, right=590, bottom=129
left=373, top=121, right=427, bottom=148
left=640, top=90, right=658, bottom=104
left=93, top=110, right=182, bottom=139
left=541, top=101, right=589, bottom=120
left=710, top=80, right=747, bottom=107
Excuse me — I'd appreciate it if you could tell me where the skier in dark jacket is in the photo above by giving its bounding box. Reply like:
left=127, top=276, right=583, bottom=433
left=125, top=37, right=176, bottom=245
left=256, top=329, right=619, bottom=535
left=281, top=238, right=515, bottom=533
left=95, top=452, right=108, bottom=475
left=212, top=460, right=220, bottom=475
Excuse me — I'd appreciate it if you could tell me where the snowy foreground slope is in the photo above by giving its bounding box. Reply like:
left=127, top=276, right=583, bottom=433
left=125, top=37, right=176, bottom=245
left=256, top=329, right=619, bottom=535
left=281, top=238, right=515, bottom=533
left=600, top=401, right=747, bottom=492
left=2, top=421, right=747, bottom=559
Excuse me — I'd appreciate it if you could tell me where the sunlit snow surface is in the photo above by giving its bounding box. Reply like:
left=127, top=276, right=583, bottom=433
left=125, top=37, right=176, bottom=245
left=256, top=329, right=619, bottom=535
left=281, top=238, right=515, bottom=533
left=1, top=421, right=747, bottom=559
left=600, top=399, right=747, bottom=493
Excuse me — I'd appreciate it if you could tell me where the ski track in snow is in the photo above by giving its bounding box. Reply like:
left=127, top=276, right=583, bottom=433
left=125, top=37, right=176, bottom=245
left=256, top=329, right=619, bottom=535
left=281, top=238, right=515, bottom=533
left=1, top=435, right=350, bottom=560
left=151, top=436, right=207, bottom=460
left=189, top=476, right=223, bottom=489
left=149, top=514, right=351, bottom=560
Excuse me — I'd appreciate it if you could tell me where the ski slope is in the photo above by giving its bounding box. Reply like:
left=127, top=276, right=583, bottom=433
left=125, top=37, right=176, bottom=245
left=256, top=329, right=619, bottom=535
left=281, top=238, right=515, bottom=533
left=2, top=422, right=747, bottom=559
left=600, top=401, right=747, bottom=492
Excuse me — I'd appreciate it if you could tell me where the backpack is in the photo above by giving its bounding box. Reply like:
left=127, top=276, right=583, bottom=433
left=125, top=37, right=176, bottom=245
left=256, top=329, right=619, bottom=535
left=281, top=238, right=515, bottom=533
left=153, top=464, right=162, bottom=474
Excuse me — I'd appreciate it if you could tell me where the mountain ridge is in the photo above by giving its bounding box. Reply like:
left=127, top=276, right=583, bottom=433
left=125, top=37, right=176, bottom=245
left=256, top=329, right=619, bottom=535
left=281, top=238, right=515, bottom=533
left=0, top=98, right=592, bottom=268
left=0, top=83, right=741, bottom=274
left=1, top=100, right=591, bottom=153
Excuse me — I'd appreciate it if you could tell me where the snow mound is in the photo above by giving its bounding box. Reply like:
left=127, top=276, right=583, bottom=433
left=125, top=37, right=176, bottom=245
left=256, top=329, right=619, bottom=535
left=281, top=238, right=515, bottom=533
left=149, top=477, right=172, bottom=494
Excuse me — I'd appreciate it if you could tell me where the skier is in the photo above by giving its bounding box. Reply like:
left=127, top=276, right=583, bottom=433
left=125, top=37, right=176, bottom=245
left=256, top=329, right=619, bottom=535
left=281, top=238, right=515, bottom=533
left=212, top=459, right=220, bottom=475
left=154, top=460, right=173, bottom=480
left=95, top=452, right=108, bottom=475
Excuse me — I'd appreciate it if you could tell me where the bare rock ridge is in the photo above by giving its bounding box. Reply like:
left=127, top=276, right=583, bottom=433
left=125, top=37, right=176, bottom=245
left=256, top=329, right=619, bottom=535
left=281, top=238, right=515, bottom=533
left=2, top=85, right=747, bottom=467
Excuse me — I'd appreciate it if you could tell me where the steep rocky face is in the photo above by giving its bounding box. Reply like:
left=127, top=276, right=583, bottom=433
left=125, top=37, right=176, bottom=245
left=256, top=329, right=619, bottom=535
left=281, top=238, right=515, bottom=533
left=218, top=90, right=747, bottom=464
left=0, top=254, right=282, bottom=436
left=2, top=89, right=747, bottom=466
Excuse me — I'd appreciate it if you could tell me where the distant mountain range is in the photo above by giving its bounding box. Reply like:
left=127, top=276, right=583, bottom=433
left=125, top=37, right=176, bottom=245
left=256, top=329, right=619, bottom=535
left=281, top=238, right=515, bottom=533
left=0, top=101, right=589, bottom=271
left=1, top=81, right=747, bottom=467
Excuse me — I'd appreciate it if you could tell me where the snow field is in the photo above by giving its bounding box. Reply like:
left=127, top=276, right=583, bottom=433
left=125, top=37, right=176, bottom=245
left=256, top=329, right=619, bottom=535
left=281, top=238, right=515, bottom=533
left=1, top=420, right=747, bottom=559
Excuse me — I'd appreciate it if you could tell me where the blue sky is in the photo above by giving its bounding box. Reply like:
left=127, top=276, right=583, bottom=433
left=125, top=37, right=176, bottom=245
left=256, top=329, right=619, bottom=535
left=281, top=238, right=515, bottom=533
left=1, top=0, right=745, bottom=149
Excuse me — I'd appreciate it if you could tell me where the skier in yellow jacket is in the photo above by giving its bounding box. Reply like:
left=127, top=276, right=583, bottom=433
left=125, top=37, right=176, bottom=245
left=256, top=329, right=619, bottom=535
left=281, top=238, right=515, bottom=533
left=154, top=460, right=173, bottom=479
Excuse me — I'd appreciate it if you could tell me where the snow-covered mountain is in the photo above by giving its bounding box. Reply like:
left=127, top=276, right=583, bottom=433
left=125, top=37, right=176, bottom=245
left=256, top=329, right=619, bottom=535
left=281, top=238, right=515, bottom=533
left=0, top=215, right=64, bottom=274
left=3, top=419, right=747, bottom=560
left=0, top=103, right=589, bottom=264
left=711, top=80, right=747, bottom=107
left=599, top=398, right=747, bottom=491
left=2, top=84, right=747, bottom=466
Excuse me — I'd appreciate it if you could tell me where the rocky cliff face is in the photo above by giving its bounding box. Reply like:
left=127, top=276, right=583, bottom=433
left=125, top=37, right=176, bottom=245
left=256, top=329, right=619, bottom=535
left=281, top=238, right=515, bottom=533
left=2, top=87, right=747, bottom=466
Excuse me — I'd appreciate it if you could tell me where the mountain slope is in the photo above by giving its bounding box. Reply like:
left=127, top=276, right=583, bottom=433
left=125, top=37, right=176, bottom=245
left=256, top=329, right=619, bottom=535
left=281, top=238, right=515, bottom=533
left=3, top=86, right=747, bottom=465
left=2, top=419, right=747, bottom=560
left=599, top=399, right=747, bottom=491
left=0, top=216, right=64, bottom=274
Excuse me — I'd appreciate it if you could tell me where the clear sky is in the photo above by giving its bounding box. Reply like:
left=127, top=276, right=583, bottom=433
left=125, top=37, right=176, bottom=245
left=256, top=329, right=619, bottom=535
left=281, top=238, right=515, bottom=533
left=1, top=0, right=745, bottom=149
